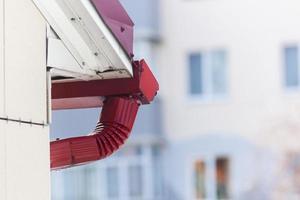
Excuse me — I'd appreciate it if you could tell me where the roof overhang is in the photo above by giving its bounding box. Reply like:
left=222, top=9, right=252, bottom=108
left=32, top=0, right=134, bottom=80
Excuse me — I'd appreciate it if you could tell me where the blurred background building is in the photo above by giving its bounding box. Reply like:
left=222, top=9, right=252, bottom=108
left=51, top=0, right=300, bottom=199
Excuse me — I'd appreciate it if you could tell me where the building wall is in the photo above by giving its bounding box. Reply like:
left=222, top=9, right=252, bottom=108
left=159, top=0, right=300, bottom=147
left=0, top=0, right=50, bottom=199
left=162, top=134, right=279, bottom=199
left=156, top=0, right=300, bottom=199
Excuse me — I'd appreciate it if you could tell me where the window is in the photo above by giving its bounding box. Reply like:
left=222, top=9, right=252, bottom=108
left=216, top=157, right=229, bottom=199
left=106, top=167, right=119, bottom=198
left=188, top=50, right=227, bottom=98
left=284, top=46, right=300, bottom=88
left=189, top=54, right=203, bottom=94
left=281, top=152, right=300, bottom=192
left=194, top=160, right=206, bottom=199
left=84, top=167, right=98, bottom=199
left=119, top=145, right=143, bottom=157
left=128, top=165, right=144, bottom=198
left=51, top=144, right=162, bottom=199
left=193, top=157, right=230, bottom=199
left=152, top=145, right=163, bottom=197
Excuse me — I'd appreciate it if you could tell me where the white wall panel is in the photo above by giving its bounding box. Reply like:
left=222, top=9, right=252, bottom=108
left=6, top=122, right=50, bottom=200
left=0, top=0, right=4, bottom=117
left=0, top=120, right=6, bottom=200
left=4, top=0, right=47, bottom=123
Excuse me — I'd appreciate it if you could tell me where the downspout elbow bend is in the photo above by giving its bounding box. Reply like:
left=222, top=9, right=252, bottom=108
left=50, top=96, right=140, bottom=170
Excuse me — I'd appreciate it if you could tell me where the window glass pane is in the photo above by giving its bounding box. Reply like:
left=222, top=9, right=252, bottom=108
left=152, top=145, right=163, bottom=197
left=122, top=145, right=143, bottom=156
left=63, top=167, right=85, bottom=199
left=84, top=167, right=98, bottom=199
left=284, top=47, right=299, bottom=87
left=285, top=152, right=300, bottom=189
left=128, top=165, right=143, bottom=197
left=106, top=167, right=119, bottom=198
left=194, top=160, right=206, bottom=199
left=189, top=54, right=203, bottom=94
left=211, top=50, right=227, bottom=94
left=216, top=157, right=229, bottom=199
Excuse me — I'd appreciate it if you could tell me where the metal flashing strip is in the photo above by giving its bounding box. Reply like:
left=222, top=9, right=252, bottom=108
left=0, top=117, right=47, bottom=126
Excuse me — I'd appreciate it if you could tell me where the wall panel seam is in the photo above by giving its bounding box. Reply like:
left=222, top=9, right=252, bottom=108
left=2, top=0, right=5, bottom=117
left=2, top=0, right=7, bottom=198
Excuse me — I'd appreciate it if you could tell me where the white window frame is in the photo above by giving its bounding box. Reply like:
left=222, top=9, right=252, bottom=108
left=282, top=45, right=300, bottom=93
left=98, top=145, right=155, bottom=200
left=186, top=154, right=231, bottom=200
left=187, top=50, right=229, bottom=103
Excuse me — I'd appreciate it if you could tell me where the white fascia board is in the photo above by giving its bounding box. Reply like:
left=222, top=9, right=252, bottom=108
left=76, top=0, right=133, bottom=74
left=32, top=0, right=133, bottom=79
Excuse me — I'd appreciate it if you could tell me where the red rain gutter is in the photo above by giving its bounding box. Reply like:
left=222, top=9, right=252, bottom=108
left=51, top=60, right=159, bottom=170
left=52, top=60, right=158, bottom=110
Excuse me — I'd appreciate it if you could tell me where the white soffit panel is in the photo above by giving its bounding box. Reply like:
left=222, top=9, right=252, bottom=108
left=6, top=123, right=50, bottom=200
left=32, top=0, right=133, bottom=79
left=0, top=0, right=4, bottom=118
left=5, top=0, right=47, bottom=124
left=47, top=38, right=86, bottom=77
left=47, top=37, right=132, bottom=81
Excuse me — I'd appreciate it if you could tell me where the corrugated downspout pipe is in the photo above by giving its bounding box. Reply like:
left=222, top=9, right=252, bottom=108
left=50, top=96, right=140, bottom=170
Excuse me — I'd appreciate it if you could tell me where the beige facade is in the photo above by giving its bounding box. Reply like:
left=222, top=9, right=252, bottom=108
left=158, top=0, right=300, bottom=151
left=155, top=1, right=300, bottom=198
left=0, top=0, right=50, bottom=199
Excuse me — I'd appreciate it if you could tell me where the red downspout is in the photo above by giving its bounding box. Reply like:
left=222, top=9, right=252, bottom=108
left=51, top=96, right=140, bottom=170
left=50, top=60, right=158, bottom=170
left=49, top=0, right=158, bottom=170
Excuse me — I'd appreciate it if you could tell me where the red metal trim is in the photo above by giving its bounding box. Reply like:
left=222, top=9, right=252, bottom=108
left=52, top=60, right=159, bottom=107
left=52, top=97, right=104, bottom=110
left=51, top=97, right=139, bottom=170
left=91, top=0, right=134, bottom=57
